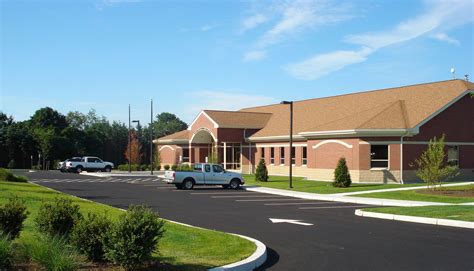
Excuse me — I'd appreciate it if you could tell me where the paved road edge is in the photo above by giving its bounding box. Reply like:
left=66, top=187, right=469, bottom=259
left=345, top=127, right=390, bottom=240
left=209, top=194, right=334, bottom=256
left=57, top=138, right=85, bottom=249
left=167, top=219, right=267, bottom=271
left=354, top=209, right=474, bottom=229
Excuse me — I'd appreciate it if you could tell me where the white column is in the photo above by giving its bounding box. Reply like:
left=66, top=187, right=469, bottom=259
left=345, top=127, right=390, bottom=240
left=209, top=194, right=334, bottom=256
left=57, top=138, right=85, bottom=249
left=223, top=142, right=227, bottom=169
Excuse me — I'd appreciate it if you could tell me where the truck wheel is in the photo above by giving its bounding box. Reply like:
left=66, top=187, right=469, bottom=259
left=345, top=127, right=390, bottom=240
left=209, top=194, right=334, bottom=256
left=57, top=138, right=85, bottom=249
left=75, top=166, right=83, bottom=174
left=182, top=179, right=194, bottom=190
left=222, top=184, right=230, bottom=189
left=229, top=179, right=240, bottom=189
left=104, top=166, right=112, bottom=172
left=175, top=184, right=183, bottom=189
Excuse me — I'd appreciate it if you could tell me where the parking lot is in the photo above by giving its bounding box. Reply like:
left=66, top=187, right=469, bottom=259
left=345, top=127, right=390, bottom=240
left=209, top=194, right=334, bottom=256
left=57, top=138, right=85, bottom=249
left=24, top=170, right=474, bottom=271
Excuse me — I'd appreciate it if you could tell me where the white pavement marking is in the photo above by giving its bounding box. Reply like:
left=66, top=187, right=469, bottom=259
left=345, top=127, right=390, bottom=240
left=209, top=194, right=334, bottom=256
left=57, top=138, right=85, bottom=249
left=191, top=192, right=252, bottom=195
left=264, top=202, right=341, bottom=206
left=269, top=218, right=313, bottom=226
left=144, top=184, right=170, bottom=187
left=212, top=195, right=285, bottom=198
left=299, top=205, right=371, bottom=210
left=237, top=199, right=314, bottom=202
left=155, top=187, right=174, bottom=189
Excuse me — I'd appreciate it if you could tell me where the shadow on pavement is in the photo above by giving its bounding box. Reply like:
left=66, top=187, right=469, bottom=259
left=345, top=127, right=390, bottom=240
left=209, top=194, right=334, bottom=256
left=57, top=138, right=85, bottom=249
left=256, top=247, right=279, bottom=270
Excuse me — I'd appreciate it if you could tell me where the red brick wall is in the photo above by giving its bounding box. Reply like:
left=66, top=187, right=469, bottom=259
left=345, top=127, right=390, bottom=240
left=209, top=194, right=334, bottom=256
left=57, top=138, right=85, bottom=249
left=308, top=139, right=358, bottom=169
left=190, top=113, right=218, bottom=141
left=158, top=145, right=181, bottom=165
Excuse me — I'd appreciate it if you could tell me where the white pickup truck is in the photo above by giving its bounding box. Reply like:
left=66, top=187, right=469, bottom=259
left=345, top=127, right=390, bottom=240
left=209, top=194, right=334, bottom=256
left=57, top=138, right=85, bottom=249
left=163, top=163, right=245, bottom=190
left=66, top=156, right=114, bottom=173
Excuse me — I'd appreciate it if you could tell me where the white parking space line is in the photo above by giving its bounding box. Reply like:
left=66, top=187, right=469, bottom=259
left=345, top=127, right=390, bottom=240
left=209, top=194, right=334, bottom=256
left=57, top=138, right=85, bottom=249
left=190, top=192, right=254, bottom=195
left=264, top=202, right=342, bottom=206
left=144, top=184, right=170, bottom=187
left=212, top=195, right=285, bottom=198
left=298, top=205, right=371, bottom=210
left=237, top=199, right=315, bottom=202
left=155, top=187, right=174, bottom=189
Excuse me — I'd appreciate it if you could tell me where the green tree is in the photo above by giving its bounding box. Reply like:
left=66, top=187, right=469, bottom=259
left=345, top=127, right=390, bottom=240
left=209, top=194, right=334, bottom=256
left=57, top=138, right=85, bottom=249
left=413, top=135, right=458, bottom=190
left=151, top=112, right=187, bottom=139
left=255, top=159, right=269, bottom=182
left=333, top=157, right=351, bottom=187
left=30, top=107, right=68, bottom=132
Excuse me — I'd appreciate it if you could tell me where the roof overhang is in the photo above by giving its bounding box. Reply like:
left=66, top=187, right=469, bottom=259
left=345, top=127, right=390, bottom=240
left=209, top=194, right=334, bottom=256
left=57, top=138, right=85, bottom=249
left=247, top=135, right=306, bottom=142
left=298, top=128, right=418, bottom=139
left=153, top=139, right=189, bottom=144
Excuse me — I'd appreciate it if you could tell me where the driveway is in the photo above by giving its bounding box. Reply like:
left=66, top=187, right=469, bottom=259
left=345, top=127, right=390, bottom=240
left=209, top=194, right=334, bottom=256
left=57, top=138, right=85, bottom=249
left=25, top=171, right=474, bottom=271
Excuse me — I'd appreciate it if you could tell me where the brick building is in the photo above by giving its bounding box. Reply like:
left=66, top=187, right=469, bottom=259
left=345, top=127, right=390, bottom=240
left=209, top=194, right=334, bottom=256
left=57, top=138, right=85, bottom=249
left=155, top=80, right=474, bottom=183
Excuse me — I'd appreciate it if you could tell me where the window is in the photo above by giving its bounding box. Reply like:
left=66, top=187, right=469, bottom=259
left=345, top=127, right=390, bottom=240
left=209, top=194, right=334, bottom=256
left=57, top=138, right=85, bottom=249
left=370, top=145, right=388, bottom=168
left=302, top=147, right=307, bottom=165
left=193, top=164, right=202, bottom=171
left=291, top=147, right=296, bottom=165
left=182, top=148, right=189, bottom=163
left=204, top=164, right=211, bottom=172
left=447, top=145, right=459, bottom=166
left=212, top=164, right=224, bottom=173
left=280, top=147, right=285, bottom=164
left=260, top=147, right=265, bottom=160
left=270, top=147, right=275, bottom=164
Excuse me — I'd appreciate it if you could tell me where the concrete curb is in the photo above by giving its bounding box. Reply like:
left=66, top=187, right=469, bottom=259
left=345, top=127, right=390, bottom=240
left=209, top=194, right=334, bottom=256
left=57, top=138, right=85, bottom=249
left=337, top=182, right=474, bottom=196
left=242, top=186, right=449, bottom=207
left=167, top=220, right=267, bottom=271
left=355, top=209, right=474, bottom=229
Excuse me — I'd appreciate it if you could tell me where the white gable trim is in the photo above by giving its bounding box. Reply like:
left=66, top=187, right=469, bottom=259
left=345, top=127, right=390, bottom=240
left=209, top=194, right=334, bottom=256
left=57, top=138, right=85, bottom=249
left=312, top=140, right=353, bottom=149
left=159, top=145, right=175, bottom=151
left=187, top=111, right=219, bottom=130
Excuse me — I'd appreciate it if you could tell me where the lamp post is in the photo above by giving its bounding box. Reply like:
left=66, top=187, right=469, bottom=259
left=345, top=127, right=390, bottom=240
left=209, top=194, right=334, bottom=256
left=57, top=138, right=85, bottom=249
left=150, top=99, right=154, bottom=175
left=131, top=120, right=140, bottom=172
left=128, top=105, right=131, bottom=173
left=281, top=101, right=293, bottom=189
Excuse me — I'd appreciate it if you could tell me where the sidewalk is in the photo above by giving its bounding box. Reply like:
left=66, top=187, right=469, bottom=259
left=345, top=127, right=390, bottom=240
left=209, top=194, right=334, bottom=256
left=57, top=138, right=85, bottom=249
left=242, top=186, right=452, bottom=207
left=335, top=182, right=473, bottom=196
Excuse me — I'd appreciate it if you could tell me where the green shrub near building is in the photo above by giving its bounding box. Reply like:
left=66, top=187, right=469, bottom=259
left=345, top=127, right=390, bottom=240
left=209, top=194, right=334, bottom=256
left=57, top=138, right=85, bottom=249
left=255, top=159, right=269, bottom=182
left=333, top=157, right=351, bottom=188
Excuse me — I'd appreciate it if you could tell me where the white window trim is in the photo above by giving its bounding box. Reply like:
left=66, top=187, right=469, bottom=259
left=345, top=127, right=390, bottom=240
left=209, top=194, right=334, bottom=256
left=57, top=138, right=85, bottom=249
left=370, top=144, right=390, bottom=170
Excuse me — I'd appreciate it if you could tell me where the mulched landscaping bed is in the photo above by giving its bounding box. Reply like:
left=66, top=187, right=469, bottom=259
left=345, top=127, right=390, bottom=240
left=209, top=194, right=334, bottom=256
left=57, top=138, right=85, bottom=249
left=417, top=188, right=474, bottom=198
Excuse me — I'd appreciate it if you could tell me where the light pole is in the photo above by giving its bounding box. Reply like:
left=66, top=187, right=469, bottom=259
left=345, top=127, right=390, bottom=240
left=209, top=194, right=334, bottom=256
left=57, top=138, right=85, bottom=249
left=281, top=101, right=293, bottom=189
left=128, top=105, right=131, bottom=173
left=150, top=99, right=154, bottom=175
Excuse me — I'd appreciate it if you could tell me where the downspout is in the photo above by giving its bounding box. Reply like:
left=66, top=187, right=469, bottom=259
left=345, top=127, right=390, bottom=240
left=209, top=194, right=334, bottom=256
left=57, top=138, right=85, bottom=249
left=400, top=134, right=406, bottom=184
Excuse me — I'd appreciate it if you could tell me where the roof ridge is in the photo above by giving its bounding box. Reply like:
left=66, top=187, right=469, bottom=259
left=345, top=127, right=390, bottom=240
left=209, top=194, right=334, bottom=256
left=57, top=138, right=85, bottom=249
left=356, top=100, right=407, bottom=129
left=240, top=79, right=468, bottom=111
left=204, top=109, right=272, bottom=115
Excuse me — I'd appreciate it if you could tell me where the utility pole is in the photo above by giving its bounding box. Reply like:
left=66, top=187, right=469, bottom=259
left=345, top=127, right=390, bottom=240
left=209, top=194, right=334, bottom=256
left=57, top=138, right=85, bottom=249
left=150, top=99, right=154, bottom=175
left=128, top=104, right=131, bottom=173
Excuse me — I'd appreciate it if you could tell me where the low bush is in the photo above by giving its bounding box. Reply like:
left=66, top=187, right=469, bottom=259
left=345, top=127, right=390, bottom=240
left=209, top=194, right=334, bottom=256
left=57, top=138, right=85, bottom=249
left=176, top=164, right=192, bottom=172
left=104, top=205, right=164, bottom=269
left=71, top=212, right=111, bottom=262
left=23, top=234, right=84, bottom=271
left=171, top=164, right=178, bottom=171
left=35, top=198, right=82, bottom=237
left=0, top=234, right=13, bottom=269
left=163, top=165, right=170, bottom=170
left=255, top=159, right=269, bottom=182
left=333, top=157, right=351, bottom=188
left=0, top=197, right=29, bottom=239
left=155, top=164, right=161, bottom=171
left=0, top=168, right=15, bottom=182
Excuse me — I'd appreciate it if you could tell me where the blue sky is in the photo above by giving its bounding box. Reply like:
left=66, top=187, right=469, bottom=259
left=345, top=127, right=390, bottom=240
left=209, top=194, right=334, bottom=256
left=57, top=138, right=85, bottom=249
left=1, top=0, right=473, bottom=124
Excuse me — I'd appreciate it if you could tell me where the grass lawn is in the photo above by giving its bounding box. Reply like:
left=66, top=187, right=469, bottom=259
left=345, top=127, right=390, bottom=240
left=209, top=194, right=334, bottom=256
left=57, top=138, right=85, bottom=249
left=358, top=184, right=474, bottom=203
left=364, top=205, right=474, bottom=222
left=0, top=181, right=255, bottom=270
left=243, top=174, right=425, bottom=194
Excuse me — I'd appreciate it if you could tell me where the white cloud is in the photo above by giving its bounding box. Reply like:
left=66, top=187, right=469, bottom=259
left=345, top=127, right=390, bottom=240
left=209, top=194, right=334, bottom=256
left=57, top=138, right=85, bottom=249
left=430, top=33, right=460, bottom=46
left=243, top=50, right=267, bottom=62
left=241, top=14, right=268, bottom=32
left=200, top=24, right=217, bottom=32
left=183, top=91, right=278, bottom=119
left=285, top=47, right=373, bottom=80
left=242, top=0, right=354, bottom=61
left=286, top=0, right=473, bottom=80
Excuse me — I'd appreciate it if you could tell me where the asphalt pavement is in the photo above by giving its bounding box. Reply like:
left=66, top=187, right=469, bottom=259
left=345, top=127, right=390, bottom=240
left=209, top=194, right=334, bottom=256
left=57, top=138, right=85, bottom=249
left=21, top=170, right=474, bottom=271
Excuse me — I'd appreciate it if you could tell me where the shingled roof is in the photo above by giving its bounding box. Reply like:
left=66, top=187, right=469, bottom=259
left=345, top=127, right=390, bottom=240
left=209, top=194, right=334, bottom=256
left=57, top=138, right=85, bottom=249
left=156, top=80, right=473, bottom=143
left=154, top=130, right=189, bottom=143
left=240, top=80, right=473, bottom=139
left=203, top=110, right=272, bottom=129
